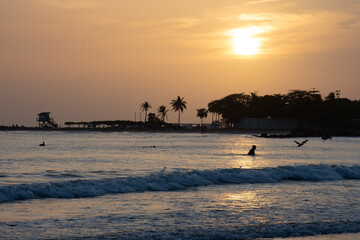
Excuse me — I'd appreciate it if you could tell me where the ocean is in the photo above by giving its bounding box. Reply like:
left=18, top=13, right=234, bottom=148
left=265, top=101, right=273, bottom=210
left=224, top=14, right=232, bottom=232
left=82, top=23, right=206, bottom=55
left=0, top=130, right=359, bottom=239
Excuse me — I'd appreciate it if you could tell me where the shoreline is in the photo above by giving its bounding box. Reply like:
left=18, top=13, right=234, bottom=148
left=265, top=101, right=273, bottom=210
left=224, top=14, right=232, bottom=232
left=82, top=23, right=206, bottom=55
left=0, top=126, right=282, bottom=134
left=1, top=126, right=359, bottom=137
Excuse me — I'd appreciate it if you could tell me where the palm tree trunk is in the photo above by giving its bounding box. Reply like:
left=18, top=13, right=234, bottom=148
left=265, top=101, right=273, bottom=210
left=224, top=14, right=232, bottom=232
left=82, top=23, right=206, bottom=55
left=178, top=111, right=181, bottom=125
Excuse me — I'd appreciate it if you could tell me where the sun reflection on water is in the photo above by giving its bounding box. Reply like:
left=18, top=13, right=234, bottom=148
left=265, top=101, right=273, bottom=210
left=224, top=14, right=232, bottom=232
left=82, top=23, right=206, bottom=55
left=227, top=191, right=260, bottom=207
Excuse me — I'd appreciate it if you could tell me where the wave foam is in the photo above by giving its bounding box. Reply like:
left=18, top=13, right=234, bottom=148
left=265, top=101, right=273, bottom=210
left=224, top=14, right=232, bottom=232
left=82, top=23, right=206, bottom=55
left=1, top=164, right=359, bottom=203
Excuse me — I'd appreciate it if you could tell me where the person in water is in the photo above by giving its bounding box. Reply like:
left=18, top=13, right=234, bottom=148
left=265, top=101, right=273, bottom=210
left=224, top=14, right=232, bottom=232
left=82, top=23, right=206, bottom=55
left=39, top=141, right=45, bottom=146
left=248, top=145, right=256, bottom=155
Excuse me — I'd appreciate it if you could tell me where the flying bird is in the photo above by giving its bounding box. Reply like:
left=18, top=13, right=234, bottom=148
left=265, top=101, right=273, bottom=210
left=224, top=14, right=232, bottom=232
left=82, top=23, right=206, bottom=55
left=294, top=140, right=308, bottom=147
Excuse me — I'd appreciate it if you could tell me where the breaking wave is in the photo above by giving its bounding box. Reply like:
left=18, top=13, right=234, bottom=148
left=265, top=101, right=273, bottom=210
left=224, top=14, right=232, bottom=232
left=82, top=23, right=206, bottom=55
left=1, top=164, right=360, bottom=203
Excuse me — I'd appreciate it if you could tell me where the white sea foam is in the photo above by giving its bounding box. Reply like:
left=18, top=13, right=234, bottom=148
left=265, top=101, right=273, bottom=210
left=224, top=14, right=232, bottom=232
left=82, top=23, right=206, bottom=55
left=1, top=164, right=359, bottom=203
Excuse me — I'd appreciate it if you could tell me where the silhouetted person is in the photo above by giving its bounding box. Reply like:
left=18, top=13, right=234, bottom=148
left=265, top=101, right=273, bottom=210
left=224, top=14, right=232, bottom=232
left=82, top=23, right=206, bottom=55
left=248, top=145, right=256, bottom=155
left=39, top=141, right=45, bottom=146
left=294, top=140, right=308, bottom=147
left=321, top=134, right=332, bottom=140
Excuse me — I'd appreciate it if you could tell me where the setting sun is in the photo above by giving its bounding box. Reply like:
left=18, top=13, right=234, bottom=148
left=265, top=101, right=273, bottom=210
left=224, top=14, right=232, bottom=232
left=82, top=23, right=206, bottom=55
left=228, top=27, right=263, bottom=55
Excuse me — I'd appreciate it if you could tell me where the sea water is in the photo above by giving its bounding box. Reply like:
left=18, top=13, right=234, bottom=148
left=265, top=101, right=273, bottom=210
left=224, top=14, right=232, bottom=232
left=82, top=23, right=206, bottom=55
left=0, top=131, right=359, bottom=239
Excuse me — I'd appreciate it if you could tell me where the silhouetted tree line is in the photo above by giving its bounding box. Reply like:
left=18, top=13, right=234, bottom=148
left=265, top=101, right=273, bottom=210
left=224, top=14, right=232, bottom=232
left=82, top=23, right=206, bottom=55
left=64, top=119, right=173, bottom=130
left=61, top=90, right=360, bottom=132
left=64, top=120, right=137, bottom=129
left=207, top=90, right=360, bottom=130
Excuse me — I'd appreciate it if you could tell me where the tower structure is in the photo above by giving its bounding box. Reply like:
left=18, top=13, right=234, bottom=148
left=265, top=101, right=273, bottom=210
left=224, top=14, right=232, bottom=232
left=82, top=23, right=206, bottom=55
left=37, top=112, right=58, bottom=128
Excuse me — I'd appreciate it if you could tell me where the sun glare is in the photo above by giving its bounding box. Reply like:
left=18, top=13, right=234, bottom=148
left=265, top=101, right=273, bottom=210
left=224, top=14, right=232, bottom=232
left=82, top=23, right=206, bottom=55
left=228, top=27, right=263, bottom=56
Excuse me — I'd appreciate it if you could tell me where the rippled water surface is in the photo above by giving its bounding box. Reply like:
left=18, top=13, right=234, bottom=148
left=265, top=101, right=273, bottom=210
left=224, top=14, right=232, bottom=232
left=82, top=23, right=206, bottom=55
left=0, top=131, right=359, bottom=239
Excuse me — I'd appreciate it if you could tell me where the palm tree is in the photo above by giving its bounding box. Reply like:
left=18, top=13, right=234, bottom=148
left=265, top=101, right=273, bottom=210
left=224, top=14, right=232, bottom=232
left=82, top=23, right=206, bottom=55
left=157, top=105, right=169, bottom=122
left=140, top=101, right=151, bottom=122
left=208, top=100, right=221, bottom=124
left=171, top=96, right=187, bottom=125
left=196, top=108, right=208, bottom=126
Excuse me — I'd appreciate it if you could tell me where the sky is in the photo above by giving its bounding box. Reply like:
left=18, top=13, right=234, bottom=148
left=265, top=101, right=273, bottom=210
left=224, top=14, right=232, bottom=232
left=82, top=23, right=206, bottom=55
left=1, top=0, right=360, bottom=126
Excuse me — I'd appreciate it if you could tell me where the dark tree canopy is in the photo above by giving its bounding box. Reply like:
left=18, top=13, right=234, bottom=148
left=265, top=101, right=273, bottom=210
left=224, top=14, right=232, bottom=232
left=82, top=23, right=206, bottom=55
left=171, top=96, right=187, bottom=125
left=207, top=90, right=360, bottom=130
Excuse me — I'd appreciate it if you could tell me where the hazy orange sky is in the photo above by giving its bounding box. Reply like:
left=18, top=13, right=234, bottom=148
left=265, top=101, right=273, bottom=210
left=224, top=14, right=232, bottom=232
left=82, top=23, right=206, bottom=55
left=1, top=0, right=360, bottom=126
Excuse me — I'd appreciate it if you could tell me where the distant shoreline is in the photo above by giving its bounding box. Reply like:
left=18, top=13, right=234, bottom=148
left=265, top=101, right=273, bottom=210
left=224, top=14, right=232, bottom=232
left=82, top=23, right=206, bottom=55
left=1, top=126, right=359, bottom=138
left=0, top=126, right=275, bottom=134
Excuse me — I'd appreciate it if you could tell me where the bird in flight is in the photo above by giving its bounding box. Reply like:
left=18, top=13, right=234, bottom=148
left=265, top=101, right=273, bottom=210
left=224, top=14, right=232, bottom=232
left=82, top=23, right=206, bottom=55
left=294, top=140, right=308, bottom=147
